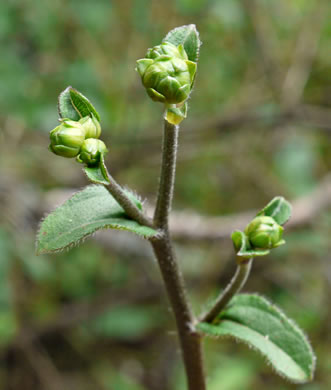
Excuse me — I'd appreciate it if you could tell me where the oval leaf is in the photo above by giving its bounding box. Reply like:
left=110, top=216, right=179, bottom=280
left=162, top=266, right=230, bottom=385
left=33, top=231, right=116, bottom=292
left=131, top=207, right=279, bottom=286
left=198, top=294, right=315, bottom=384
left=58, top=86, right=101, bottom=121
left=163, top=24, right=201, bottom=63
left=36, top=185, right=156, bottom=254
left=257, top=196, right=292, bottom=225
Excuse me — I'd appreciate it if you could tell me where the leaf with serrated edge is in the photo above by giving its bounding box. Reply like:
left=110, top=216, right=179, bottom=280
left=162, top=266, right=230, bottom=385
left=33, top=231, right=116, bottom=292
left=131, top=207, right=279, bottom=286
left=36, top=185, right=156, bottom=254
left=198, top=294, right=315, bottom=384
left=257, top=196, right=292, bottom=225
left=163, top=24, right=201, bottom=63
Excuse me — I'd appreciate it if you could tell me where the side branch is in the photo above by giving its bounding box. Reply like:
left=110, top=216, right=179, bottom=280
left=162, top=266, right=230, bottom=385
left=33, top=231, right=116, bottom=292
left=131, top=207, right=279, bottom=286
left=201, top=258, right=253, bottom=323
left=104, top=172, right=154, bottom=228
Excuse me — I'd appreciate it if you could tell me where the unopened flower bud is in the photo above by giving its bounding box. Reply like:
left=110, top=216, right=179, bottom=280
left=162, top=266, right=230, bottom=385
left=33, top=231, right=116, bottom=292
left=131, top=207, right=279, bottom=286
left=77, top=139, right=108, bottom=166
left=49, top=120, right=85, bottom=158
left=79, top=115, right=101, bottom=139
left=136, top=42, right=196, bottom=104
left=244, top=216, right=284, bottom=249
left=146, top=42, right=188, bottom=60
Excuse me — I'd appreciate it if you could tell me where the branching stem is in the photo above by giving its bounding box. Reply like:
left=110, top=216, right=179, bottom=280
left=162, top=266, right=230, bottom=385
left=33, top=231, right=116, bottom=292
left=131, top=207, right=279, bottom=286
left=151, top=119, right=206, bottom=390
left=103, top=119, right=206, bottom=389
left=201, top=258, right=253, bottom=323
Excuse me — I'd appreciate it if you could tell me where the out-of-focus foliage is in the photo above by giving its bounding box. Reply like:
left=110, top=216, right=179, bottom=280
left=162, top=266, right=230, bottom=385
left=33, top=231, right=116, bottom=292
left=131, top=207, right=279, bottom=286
left=0, top=0, right=330, bottom=389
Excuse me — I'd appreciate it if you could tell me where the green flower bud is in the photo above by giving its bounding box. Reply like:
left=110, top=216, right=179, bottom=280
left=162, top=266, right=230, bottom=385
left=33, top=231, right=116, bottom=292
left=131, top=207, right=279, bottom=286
left=136, top=42, right=197, bottom=104
left=49, top=120, right=85, bottom=158
left=79, top=115, right=101, bottom=139
left=146, top=42, right=188, bottom=60
left=244, top=216, right=284, bottom=249
left=77, top=139, right=108, bottom=166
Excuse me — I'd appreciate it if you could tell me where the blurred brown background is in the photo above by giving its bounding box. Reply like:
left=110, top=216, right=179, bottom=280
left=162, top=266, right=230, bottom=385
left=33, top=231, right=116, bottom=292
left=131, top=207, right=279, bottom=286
left=0, top=0, right=330, bottom=389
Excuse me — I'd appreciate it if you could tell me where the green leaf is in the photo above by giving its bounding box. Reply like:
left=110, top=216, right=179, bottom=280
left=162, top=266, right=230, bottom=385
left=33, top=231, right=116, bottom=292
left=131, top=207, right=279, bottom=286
left=231, top=230, right=270, bottom=258
left=58, top=87, right=80, bottom=121
left=36, top=185, right=156, bottom=254
left=84, top=166, right=109, bottom=185
left=58, top=86, right=100, bottom=122
left=198, top=294, right=316, bottom=384
left=69, top=88, right=100, bottom=121
left=257, top=196, right=292, bottom=226
left=163, top=24, right=201, bottom=63
left=83, top=155, right=110, bottom=185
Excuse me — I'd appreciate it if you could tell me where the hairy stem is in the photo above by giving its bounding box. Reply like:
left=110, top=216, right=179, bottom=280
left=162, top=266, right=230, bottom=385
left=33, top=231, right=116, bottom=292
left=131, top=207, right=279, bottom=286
left=201, top=258, right=253, bottom=323
left=154, top=119, right=178, bottom=229
left=152, top=238, right=206, bottom=390
left=104, top=172, right=154, bottom=228
left=152, top=119, right=206, bottom=390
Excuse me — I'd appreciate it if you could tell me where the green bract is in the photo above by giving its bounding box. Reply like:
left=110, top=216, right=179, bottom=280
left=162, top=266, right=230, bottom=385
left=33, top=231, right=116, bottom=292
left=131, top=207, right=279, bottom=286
left=49, top=120, right=85, bottom=158
left=136, top=42, right=196, bottom=104
left=245, top=216, right=285, bottom=249
left=79, top=115, right=101, bottom=139
left=77, top=139, right=108, bottom=166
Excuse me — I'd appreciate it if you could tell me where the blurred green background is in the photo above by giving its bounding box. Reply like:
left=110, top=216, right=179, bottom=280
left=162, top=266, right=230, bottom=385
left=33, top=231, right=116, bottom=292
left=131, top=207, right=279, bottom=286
left=0, top=0, right=331, bottom=389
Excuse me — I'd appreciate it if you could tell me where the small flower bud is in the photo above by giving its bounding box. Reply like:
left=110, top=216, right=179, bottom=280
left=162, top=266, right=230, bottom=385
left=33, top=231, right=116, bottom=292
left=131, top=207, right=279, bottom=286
left=146, top=42, right=188, bottom=60
left=77, top=139, right=108, bottom=166
left=49, top=120, right=85, bottom=158
left=79, top=115, right=101, bottom=139
left=136, top=42, right=196, bottom=105
left=244, top=216, right=284, bottom=249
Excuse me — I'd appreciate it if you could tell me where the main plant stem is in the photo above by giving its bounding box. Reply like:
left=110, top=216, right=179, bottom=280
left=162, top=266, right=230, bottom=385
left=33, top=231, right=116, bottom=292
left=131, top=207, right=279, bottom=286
left=201, top=258, right=253, bottom=323
left=152, top=119, right=206, bottom=390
